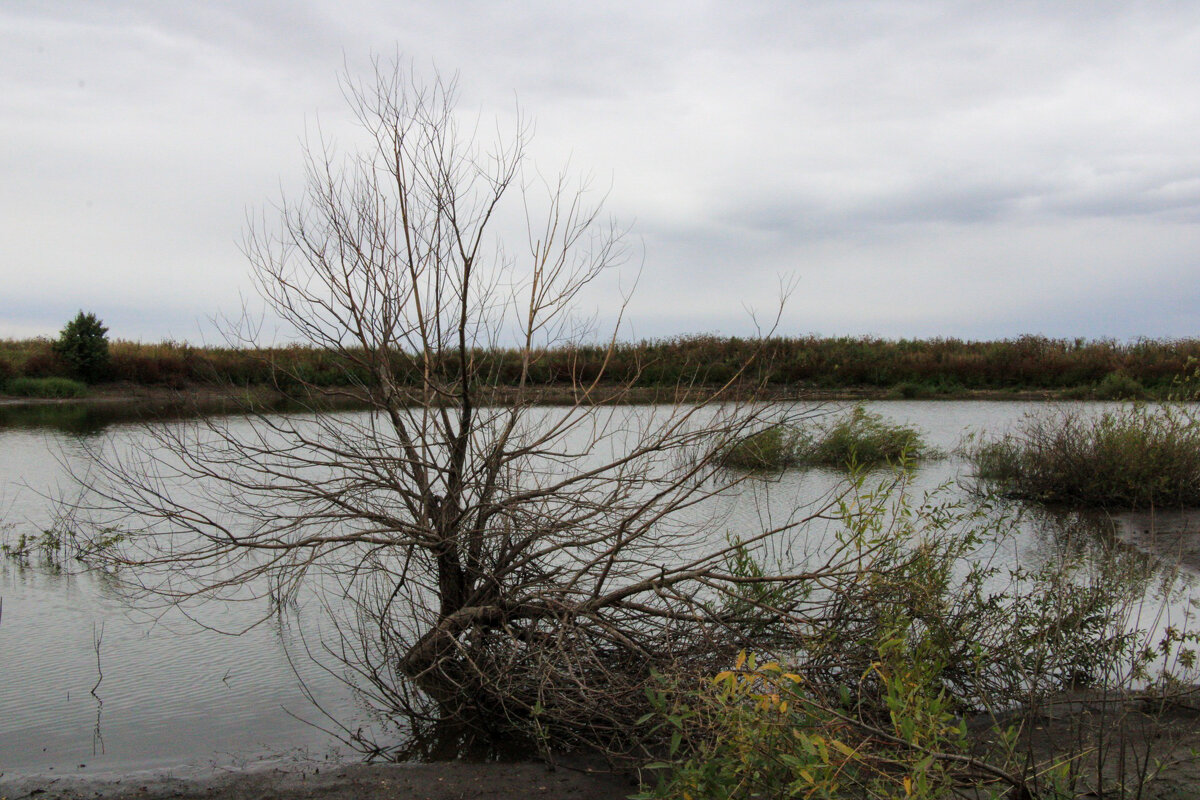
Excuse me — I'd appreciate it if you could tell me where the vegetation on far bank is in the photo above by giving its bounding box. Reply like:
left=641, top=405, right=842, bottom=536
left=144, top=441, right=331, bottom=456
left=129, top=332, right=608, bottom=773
left=3, top=376, right=89, bottom=398
left=965, top=403, right=1200, bottom=508
left=4, top=333, right=1200, bottom=398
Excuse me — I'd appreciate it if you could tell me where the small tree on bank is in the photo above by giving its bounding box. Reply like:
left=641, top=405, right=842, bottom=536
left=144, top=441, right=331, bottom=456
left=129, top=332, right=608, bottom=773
left=75, top=61, right=833, bottom=755
left=54, top=311, right=110, bottom=383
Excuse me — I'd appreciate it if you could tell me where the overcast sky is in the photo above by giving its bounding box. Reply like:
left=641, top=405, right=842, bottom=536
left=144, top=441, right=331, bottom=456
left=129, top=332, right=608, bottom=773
left=4, top=1, right=1200, bottom=343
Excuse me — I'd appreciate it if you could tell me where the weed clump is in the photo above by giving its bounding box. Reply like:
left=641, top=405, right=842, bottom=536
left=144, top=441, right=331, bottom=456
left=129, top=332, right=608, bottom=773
left=1093, top=371, right=1148, bottom=400
left=966, top=404, right=1200, bottom=508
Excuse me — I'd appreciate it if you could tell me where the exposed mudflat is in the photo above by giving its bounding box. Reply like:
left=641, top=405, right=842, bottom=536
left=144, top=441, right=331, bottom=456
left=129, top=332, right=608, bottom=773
left=0, top=760, right=637, bottom=800
left=7, top=695, right=1200, bottom=800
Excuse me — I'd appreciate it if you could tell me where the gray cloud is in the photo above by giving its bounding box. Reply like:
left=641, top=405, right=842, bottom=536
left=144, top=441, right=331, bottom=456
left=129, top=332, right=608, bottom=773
left=4, top=1, right=1200, bottom=342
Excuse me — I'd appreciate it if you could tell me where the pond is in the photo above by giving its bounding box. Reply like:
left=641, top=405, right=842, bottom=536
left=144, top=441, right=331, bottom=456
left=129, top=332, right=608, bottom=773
left=1, top=400, right=1198, bottom=780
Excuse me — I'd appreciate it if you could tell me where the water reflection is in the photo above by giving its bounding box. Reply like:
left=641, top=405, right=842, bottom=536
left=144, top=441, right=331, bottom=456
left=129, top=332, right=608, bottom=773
left=0, top=394, right=374, bottom=434
left=0, top=403, right=109, bottom=434
left=1022, top=505, right=1198, bottom=593
left=1110, top=509, right=1200, bottom=576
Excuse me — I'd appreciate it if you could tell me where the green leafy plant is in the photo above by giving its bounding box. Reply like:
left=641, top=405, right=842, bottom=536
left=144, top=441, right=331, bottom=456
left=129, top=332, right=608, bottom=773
left=53, top=310, right=110, bottom=383
left=1093, top=371, right=1148, bottom=400
left=637, top=475, right=1198, bottom=799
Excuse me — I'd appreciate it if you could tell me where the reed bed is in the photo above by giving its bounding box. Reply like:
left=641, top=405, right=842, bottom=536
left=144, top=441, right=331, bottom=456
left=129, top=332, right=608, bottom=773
left=3, top=334, right=1199, bottom=395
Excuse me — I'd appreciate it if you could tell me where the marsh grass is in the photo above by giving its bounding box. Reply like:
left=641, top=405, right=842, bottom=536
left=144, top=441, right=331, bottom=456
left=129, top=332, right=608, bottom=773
left=720, top=406, right=935, bottom=470
left=718, top=425, right=803, bottom=469
left=4, top=376, right=89, bottom=398
left=803, top=405, right=934, bottom=468
left=966, top=404, right=1200, bottom=508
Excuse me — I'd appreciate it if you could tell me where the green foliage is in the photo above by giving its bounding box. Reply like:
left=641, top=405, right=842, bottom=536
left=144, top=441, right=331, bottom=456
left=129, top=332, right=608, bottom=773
left=53, top=311, right=110, bottom=383
left=2, top=528, right=66, bottom=566
left=887, top=380, right=934, bottom=399
left=1093, top=371, right=1147, bottom=400
left=719, top=425, right=802, bottom=469
left=637, top=647, right=977, bottom=800
left=4, top=376, right=89, bottom=398
left=638, top=477, right=1189, bottom=799
left=966, top=404, right=1200, bottom=508
left=801, top=405, right=934, bottom=469
left=711, top=536, right=810, bottom=640
left=1, top=523, right=125, bottom=567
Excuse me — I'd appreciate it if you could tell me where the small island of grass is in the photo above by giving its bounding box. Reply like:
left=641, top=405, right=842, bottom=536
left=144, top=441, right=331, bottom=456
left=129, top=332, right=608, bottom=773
left=965, top=404, right=1200, bottom=508
left=721, top=405, right=936, bottom=470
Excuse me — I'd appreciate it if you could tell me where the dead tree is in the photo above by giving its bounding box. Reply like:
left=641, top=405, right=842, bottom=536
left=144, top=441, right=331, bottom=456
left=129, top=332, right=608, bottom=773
left=75, top=61, right=844, bottom=756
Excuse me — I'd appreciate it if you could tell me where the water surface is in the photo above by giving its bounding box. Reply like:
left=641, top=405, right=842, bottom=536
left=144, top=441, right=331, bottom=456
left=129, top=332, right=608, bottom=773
left=1, top=401, right=1197, bottom=779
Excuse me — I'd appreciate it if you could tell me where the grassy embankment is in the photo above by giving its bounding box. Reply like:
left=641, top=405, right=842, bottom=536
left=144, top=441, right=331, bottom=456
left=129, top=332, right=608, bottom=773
left=2, top=334, right=1199, bottom=400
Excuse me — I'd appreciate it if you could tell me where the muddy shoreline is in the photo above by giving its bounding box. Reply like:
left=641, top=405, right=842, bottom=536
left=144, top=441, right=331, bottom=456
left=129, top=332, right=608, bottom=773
left=0, top=381, right=1075, bottom=412
left=8, top=692, right=1200, bottom=800
left=0, top=759, right=637, bottom=800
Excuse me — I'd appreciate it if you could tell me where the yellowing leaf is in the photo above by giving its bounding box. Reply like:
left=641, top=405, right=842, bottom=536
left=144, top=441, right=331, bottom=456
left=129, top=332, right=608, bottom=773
left=831, top=739, right=857, bottom=757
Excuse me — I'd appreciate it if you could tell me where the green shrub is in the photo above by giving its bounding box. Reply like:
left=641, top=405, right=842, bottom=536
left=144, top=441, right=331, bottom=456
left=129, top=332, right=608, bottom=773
left=638, top=648, right=973, bottom=800
left=53, top=311, right=110, bottom=383
left=886, top=380, right=933, bottom=399
left=1093, top=371, right=1147, bottom=400
left=4, top=376, right=89, bottom=398
left=966, top=404, right=1200, bottom=508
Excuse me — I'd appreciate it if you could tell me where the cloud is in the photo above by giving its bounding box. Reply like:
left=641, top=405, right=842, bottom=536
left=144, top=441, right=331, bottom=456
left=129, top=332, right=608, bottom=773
left=4, top=1, right=1200, bottom=341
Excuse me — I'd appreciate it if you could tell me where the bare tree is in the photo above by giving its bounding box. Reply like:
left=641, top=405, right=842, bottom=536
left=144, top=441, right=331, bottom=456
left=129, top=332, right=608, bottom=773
left=76, top=61, right=841, bottom=756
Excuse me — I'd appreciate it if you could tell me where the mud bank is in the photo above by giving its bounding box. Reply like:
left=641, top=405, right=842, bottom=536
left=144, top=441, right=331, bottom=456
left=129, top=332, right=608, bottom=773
left=0, top=760, right=636, bottom=800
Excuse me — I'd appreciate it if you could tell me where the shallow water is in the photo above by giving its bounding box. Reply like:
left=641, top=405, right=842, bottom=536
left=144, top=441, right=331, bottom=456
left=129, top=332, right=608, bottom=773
left=1, top=400, right=1197, bottom=779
